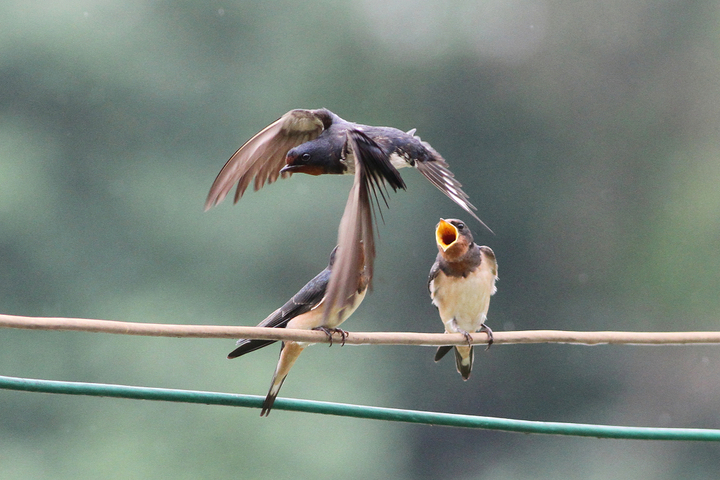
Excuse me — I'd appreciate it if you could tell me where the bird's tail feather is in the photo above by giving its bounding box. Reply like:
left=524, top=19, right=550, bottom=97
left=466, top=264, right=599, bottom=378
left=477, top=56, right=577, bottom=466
left=260, top=376, right=286, bottom=416
left=259, top=342, right=304, bottom=416
left=227, top=339, right=276, bottom=359
left=434, top=345, right=453, bottom=362
left=454, top=346, right=474, bottom=381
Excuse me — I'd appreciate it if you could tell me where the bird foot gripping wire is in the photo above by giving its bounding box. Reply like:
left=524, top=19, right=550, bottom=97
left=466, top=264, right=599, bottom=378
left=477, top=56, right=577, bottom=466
left=460, top=330, right=474, bottom=348
left=460, top=324, right=494, bottom=350
left=480, top=323, right=494, bottom=350
left=313, top=326, right=349, bottom=346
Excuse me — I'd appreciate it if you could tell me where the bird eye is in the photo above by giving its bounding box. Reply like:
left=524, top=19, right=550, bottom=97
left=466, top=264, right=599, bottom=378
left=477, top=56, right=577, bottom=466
left=456, top=222, right=465, bottom=230
left=301, top=153, right=311, bottom=161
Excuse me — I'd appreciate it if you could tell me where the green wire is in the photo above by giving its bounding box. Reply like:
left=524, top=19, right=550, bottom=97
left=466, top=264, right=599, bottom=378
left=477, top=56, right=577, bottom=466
left=1, top=374, right=718, bottom=441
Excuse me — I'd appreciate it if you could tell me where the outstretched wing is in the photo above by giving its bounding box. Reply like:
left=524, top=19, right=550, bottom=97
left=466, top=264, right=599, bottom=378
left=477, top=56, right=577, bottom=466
left=205, top=109, right=332, bottom=210
left=322, top=130, right=406, bottom=324
left=413, top=141, right=492, bottom=234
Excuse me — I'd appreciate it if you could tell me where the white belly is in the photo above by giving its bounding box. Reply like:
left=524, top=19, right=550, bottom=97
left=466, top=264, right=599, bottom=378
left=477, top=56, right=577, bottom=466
left=431, top=269, right=495, bottom=334
left=286, top=288, right=367, bottom=347
left=344, top=152, right=410, bottom=175
left=328, top=287, right=367, bottom=329
left=389, top=153, right=411, bottom=170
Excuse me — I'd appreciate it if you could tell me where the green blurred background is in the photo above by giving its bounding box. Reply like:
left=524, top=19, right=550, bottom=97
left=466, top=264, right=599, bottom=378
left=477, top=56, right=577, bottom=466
left=2, top=1, right=720, bottom=478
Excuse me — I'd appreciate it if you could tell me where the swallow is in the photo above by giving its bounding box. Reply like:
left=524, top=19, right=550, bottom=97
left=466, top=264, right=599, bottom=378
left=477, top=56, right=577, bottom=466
left=205, top=108, right=490, bottom=326
left=428, top=218, right=498, bottom=380
left=228, top=245, right=369, bottom=416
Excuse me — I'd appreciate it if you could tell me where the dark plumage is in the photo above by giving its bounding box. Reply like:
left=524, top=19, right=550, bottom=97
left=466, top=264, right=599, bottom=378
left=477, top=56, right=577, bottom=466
left=429, top=219, right=498, bottom=380
left=227, top=248, right=338, bottom=360
left=228, top=245, right=369, bottom=416
left=207, top=108, right=489, bottom=331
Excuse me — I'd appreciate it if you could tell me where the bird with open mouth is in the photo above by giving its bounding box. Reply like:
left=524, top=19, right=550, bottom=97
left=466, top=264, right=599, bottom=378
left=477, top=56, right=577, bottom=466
left=205, top=108, right=490, bottom=327
left=429, top=218, right=498, bottom=380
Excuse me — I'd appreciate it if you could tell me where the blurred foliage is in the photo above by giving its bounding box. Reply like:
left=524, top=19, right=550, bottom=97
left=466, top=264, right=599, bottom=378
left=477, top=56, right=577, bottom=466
left=1, top=1, right=720, bottom=479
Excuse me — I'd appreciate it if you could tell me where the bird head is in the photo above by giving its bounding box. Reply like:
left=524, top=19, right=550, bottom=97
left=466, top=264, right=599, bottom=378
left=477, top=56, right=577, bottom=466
left=435, top=218, right=473, bottom=258
left=281, top=148, right=324, bottom=176
left=282, top=140, right=345, bottom=176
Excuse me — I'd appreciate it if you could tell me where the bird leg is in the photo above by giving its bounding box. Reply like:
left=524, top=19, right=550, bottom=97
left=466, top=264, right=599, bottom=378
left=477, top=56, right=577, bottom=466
left=479, top=323, right=494, bottom=350
left=458, top=329, right=474, bottom=348
left=313, top=326, right=349, bottom=347
left=448, top=320, right=474, bottom=348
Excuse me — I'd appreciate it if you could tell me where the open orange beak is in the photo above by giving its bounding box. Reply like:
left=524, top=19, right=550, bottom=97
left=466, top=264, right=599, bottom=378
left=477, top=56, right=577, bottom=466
left=436, top=219, right=458, bottom=252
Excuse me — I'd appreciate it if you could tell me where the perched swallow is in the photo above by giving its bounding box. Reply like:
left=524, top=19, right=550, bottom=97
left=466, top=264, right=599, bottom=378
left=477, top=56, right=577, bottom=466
left=205, top=108, right=490, bottom=326
left=228, top=245, right=369, bottom=416
left=428, top=218, right=498, bottom=380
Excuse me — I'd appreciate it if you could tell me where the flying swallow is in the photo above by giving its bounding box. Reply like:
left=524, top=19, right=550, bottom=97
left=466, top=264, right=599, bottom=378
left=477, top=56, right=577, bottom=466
left=205, top=108, right=490, bottom=326
left=228, top=245, right=369, bottom=416
left=428, top=218, right=498, bottom=380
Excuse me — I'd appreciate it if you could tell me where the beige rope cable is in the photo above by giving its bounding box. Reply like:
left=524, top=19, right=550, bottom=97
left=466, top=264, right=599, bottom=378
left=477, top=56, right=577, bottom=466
left=2, top=313, right=720, bottom=346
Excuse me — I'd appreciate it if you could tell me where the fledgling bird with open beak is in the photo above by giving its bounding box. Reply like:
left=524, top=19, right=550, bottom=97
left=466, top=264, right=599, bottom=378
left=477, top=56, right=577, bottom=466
left=205, top=108, right=490, bottom=328
left=428, top=218, right=498, bottom=380
left=228, top=245, right=369, bottom=416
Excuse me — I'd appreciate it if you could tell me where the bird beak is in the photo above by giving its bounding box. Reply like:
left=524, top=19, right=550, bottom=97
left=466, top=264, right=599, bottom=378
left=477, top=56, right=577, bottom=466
left=436, top=219, right=458, bottom=252
left=279, top=164, right=323, bottom=176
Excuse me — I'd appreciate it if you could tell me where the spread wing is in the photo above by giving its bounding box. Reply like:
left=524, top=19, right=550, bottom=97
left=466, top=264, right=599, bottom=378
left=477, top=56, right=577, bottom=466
left=413, top=140, right=493, bottom=234
left=227, top=261, right=332, bottom=359
left=205, top=109, right=331, bottom=210
left=322, top=130, right=405, bottom=323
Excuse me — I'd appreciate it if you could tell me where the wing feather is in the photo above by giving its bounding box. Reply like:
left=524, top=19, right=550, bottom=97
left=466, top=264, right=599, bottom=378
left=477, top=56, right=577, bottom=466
left=227, top=260, right=332, bottom=359
left=414, top=157, right=492, bottom=234
left=205, top=109, right=327, bottom=210
left=322, top=130, right=405, bottom=323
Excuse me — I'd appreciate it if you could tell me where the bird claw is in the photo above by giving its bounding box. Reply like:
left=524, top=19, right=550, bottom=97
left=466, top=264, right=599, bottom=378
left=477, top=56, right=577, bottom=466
left=456, top=325, right=493, bottom=350
left=313, top=327, right=349, bottom=346
left=480, top=323, right=494, bottom=350
left=460, top=330, right=474, bottom=348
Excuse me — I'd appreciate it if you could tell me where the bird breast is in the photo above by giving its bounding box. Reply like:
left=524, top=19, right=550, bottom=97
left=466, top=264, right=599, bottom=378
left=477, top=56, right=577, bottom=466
left=330, top=287, right=367, bottom=328
left=431, top=268, right=495, bottom=333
